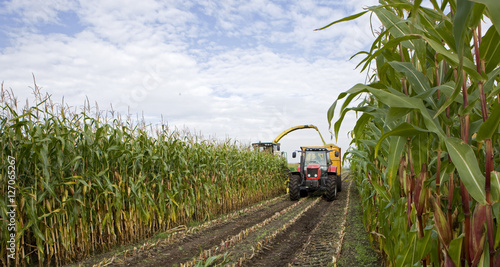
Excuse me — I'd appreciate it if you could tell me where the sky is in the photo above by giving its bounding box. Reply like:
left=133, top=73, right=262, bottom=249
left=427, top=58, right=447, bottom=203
left=0, top=0, right=380, bottom=163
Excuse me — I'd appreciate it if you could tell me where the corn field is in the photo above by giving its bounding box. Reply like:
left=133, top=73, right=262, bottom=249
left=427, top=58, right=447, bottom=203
left=0, top=85, right=288, bottom=266
left=323, top=0, right=500, bottom=266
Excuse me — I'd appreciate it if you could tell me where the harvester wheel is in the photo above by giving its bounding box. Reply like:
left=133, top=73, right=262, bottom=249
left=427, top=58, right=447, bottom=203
left=325, top=175, right=337, bottom=201
left=289, top=174, right=301, bottom=201
left=337, top=175, right=342, bottom=192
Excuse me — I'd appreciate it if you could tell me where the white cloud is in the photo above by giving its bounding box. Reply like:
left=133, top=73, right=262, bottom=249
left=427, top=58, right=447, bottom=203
left=2, top=0, right=78, bottom=25
left=1, top=0, right=380, bottom=163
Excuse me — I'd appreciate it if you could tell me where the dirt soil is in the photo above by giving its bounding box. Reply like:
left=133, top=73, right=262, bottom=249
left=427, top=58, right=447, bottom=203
left=70, top=174, right=383, bottom=267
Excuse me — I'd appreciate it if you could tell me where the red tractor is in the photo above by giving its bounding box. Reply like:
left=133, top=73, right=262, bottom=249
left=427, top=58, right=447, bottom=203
left=289, top=147, right=341, bottom=201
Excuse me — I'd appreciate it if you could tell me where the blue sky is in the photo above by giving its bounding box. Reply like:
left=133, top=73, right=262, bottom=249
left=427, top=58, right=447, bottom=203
left=0, top=0, right=379, bottom=162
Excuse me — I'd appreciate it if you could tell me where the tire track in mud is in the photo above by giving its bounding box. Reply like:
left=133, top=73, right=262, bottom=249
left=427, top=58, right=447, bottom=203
left=178, top=197, right=314, bottom=267
left=290, top=177, right=353, bottom=267
left=242, top=197, right=332, bottom=267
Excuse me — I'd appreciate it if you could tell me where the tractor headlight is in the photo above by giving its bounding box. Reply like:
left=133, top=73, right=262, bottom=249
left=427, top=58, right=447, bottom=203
left=314, top=174, right=317, bottom=177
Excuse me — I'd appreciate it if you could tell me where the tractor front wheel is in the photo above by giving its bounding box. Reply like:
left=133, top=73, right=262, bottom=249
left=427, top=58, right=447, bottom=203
left=289, top=174, right=301, bottom=201
left=325, top=175, right=337, bottom=201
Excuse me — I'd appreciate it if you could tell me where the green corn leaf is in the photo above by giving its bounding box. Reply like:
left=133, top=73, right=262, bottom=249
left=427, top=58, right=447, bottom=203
left=388, top=61, right=438, bottom=109
left=373, top=7, right=415, bottom=49
left=435, top=20, right=456, bottom=52
left=479, top=26, right=500, bottom=73
left=327, top=100, right=337, bottom=130
left=433, top=74, right=464, bottom=119
left=371, top=181, right=390, bottom=201
left=368, top=89, right=444, bottom=137
left=477, top=245, right=490, bottom=267
left=411, top=133, right=429, bottom=176
left=385, top=107, right=412, bottom=127
left=388, top=62, right=431, bottom=93
left=334, top=83, right=444, bottom=138
left=396, top=231, right=417, bottom=266
left=375, top=122, right=429, bottom=157
left=385, top=136, right=406, bottom=194
left=454, top=0, right=475, bottom=59
left=424, top=36, right=483, bottom=80
left=353, top=113, right=373, bottom=138
left=38, top=209, right=63, bottom=220
left=484, top=68, right=500, bottom=97
left=359, top=35, right=423, bottom=73
left=470, top=3, right=486, bottom=30
left=436, top=81, right=462, bottom=104
left=444, top=137, right=486, bottom=204
left=334, top=106, right=375, bottom=142
left=314, top=10, right=369, bottom=31
left=413, top=226, right=432, bottom=265
left=427, top=35, right=460, bottom=63
left=448, top=234, right=465, bottom=267
left=491, top=171, right=500, bottom=203
left=329, top=83, right=375, bottom=137
left=470, top=0, right=500, bottom=36
left=476, top=103, right=500, bottom=141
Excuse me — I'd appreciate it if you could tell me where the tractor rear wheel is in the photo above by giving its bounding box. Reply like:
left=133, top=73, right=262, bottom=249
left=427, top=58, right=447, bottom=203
left=325, top=175, right=337, bottom=201
left=289, top=174, right=301, bottom=201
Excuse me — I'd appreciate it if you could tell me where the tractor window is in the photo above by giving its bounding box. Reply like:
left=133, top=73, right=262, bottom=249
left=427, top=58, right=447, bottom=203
left=304, top=151, right=327, bottom=167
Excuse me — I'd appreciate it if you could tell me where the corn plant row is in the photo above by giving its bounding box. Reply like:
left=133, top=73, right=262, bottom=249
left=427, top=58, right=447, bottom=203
left=0, top=88, right=288, bottom=266
left=93, top=194, right=286, bottom=267
left=180, top=197, right=308, bottom=267
left=322, top=1, right=500, bottom=266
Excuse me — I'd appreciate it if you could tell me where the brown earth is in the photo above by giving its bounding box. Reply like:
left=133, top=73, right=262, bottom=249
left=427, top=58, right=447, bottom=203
left=108, top=197, right=295, bottom=267
left=69, top=174, right=383, bottom=267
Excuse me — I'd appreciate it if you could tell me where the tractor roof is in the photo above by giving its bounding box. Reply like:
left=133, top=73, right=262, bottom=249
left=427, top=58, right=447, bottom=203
left=251, top=142, right=279, bottom=147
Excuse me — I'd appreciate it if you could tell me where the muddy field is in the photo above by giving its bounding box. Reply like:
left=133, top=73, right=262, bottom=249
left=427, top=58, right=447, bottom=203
left=71, top=174, right=382, bottom=266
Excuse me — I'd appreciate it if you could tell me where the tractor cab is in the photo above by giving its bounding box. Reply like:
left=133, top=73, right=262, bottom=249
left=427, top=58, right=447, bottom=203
left=252, top=141, right=280, bottom=154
